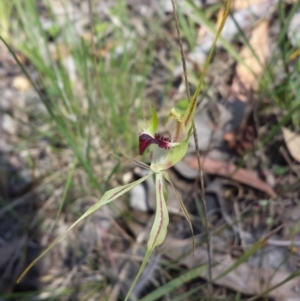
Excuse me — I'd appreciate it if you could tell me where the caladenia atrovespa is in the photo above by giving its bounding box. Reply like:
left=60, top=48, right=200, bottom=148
left=17, top=1, right=232, bottom=299
left=120, top=104, right=197, bottom=300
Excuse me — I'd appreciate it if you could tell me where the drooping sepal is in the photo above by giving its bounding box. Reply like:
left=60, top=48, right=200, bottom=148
left=124, top=172, right=169, bottom=301
left=147, top=172, right=169, bottom=248
left=148, top=105, right=158, bottom=136
left=17, top=173, right=153, bottom=283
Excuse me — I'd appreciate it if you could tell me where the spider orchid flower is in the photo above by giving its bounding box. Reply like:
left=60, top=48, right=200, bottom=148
left=18, top=104, right=197, bottom=301
left=17, top=0, right=232, bottom=298
left=138, top=104, right=195, bottom=173
left=120, top=103, right=197, bottom=301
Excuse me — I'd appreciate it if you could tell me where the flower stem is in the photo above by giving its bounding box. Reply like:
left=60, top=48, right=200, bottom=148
left=170, top=0, right=212, bottom=298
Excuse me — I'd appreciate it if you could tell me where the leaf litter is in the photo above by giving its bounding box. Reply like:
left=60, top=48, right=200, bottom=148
left=282, top=127, right=300, bottom=163
left=1, top=0, right=300, bottom=300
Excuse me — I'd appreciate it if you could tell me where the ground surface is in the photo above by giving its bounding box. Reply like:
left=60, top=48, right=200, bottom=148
left=1, top=0, right=300, bottom=300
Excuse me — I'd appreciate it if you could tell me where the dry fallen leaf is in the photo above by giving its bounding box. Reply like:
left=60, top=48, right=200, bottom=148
left=163, top=237, right=300, bottom=301
left=232, top=0, right=270, bottom=10
left=282, top=127, right=300, bottom=163
left=288, top=10, right=300, bottom=47
left=231, top=20, right=269, bottom=101
left=184, top=156, right=276, bottom=197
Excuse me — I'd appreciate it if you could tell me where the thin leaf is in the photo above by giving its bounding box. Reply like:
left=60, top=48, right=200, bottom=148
left=185, top=0, right=253, bottom=74
left=17, top=173, right=152, bottom=283
left=0, top=36, right=101, bottom=192
left=162, top=171, right=195, bottom=253
left=124, top=172, right=169, bottom=301
left=51, top=157, right=78, bottom=232
left=182, top=0, right=232, bottom=130
left=0, top=0, right=13, bottom=40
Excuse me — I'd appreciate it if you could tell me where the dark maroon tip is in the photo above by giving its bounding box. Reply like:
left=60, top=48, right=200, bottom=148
left=139, top=132, right=171, bottom=155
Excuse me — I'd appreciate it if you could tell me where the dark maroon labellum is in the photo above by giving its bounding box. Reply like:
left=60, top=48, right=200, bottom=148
left=139, top=133, right=171, bottom=155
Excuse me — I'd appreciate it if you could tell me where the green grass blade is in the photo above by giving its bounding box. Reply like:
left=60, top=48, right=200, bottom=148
left=185, top=0, right=252, bottom=74
left=0, top=36, right=101, bottom=192
left=247, top=268, right=300, bottom=301
left=213, top=238, right=266, bottom=282
left=183, top=0, right=232, bottom=129
left=0, top=0, right=13, bottom=40
left=139, top=265, right=208, bottom=301
left=51, top=158, right=78, bottom=232
left=277, top=0, right=300, bottom=46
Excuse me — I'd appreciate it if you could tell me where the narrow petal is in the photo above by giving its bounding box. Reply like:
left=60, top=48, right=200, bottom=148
left=121, top=150, right=150, bottom=169
left=165, top=108, right=186, bottom=143
left=162, top=171, right=194, bottom=253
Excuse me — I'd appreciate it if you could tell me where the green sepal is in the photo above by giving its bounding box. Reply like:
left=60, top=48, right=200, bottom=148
left=124, top=172, right=169, bottom=301
left=148, top=105, right=158, bottom=136
left=147, top=173, right=169, bottom=249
